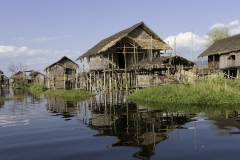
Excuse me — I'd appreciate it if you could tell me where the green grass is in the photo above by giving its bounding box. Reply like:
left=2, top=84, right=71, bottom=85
left=28, top=84, right=48, bottom=91
left=45, top=89, right=94, bottom=100
left=128, top=76, right=240, bottom=106
left=14, top=84, right=29, bottom=89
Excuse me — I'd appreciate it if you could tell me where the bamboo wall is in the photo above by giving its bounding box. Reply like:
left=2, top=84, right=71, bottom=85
left=45, top=60, right=78, bottom=89
left=46, top=65, right=64, bottom=77
left=219, top=51, right=240, bottom=69
left=88, top=55, right=108, bottom=71
left=34, top=74, right=45, bottom=84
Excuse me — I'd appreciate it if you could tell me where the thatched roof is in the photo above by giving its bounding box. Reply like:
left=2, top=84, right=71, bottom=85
left=44, top=56, right=79, bottom=71
left=29, top=71, right=45, bottom=77
left=2, top=75, right=9, bottom=80
left=0, top=70, right=3, bottom=74
left=130, top=56, right=195, bottom=69
left=198, top=33, right=240, bottom=58
left=76, top=22, right=172, bottom=61
left=10, top=71, right=27, bottom=79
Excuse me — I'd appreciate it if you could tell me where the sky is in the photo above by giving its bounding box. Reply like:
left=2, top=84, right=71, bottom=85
left=1, top=0, right=240, bottom=77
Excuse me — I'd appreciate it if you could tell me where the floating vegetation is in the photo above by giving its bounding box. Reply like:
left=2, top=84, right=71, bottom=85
left=28, top=84, right=48, bottom=91
left=128, top=76, right=240, bottom=106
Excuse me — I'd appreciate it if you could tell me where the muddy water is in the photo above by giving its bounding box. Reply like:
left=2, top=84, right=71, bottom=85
left=0, top=89, right=240, bottom=160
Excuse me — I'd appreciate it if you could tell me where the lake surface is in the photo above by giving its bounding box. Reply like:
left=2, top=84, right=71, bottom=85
left=1, top=89, right=240, bottom=160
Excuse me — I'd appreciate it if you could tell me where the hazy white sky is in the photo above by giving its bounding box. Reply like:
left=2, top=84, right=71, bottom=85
left=1, top=0, right=240, bottom=77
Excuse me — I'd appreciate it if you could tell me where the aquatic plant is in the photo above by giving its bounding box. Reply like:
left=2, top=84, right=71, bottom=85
left=128, top=76, right=240, bottom=106
left=28, top=84, right=48, bottom=91
left=45, top=89, right=94, bottom=99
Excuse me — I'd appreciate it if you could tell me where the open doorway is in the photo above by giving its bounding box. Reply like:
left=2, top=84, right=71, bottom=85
left=118, top=52, right=125, bottom=69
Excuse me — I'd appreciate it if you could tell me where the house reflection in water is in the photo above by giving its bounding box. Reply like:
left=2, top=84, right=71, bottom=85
left=44, top=91, right=198, bottom=159
left=46, top=96, right=79, bottom=121
left=88, top=100, right=195, bottom=159
left=209, top=110, right=240, bottom=136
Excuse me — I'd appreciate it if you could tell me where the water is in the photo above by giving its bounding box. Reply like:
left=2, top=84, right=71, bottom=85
left=0, top=89, right=240, bottom=160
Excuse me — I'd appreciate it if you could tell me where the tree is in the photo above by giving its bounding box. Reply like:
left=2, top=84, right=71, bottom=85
left=8, top=61, right=28, bottom=74
left=205, top=26, right=229, bottom=48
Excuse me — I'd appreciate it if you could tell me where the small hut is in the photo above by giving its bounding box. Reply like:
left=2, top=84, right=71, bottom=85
left=44, top=56, right=79, bottom=89
left=2, top=75, right=9, bottom=86
left=130, top=55, right=196, bottom=85
left=10, top=71, right=28, bottom=86
left=29, top=71, right=45, bottom=84
left=198, top=33, right=240, bottom=79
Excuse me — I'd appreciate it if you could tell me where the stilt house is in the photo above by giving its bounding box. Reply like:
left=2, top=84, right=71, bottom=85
left=76, top=22, right=173, bottom=90
left=10, top=71, right=28, bottom=86
left=29, top=71, right=45, bottom=84
left=198, top=33, right=240, bottom=79
left=76, top=21, right=171, bottom=71
left=2, top=75, right=9, bottom=86
left=44, top=56, right=79, bottom=89
left=130, top=55, right=196, bottom=85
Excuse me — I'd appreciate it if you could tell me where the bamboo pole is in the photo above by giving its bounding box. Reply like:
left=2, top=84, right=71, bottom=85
left=124, top=44, right=127, bottom=91
left=64, top=68, right=66, bottom=90
left=94, top=71, right=95, bottom=89
left=108, top=53, right=110, bottom=91
left=90, top=72, right=92, bottom=92
left=104, top=71, right=106, bottom=91
left=112, top=48, right=114, bottom=91
left=134, top=42, right=136, bottom=64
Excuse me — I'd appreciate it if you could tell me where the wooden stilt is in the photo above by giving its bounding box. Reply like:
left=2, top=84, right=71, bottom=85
left=104, top=71, right=106, bottom=91
left=90, top=72, right=92, bottom=92
left=124, top=44, right=128, bottom=91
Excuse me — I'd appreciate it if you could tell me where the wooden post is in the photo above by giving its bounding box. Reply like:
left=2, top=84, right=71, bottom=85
left=124, top=44, right=127, bottom=91
left=90, top=72, right=92, bottom=92
left=111, top=49, right=114, bottom=91
left=109, top=72, right=112, bottom=91
left=134, top=42, right=136, bottom=64
left=108, top=52, right=110, bottom=91
left=237, top=69, right=239, bottom=80
left=86, top=74, right=88, bottom=91
left=94, top=71, right=96, bottom=89
left=104, top=71, right=106, bottom=91
left=96, top=71, right=99, bottom=90
left=75, top=69, right=77, bottom=89
left=213, top=55, right=215, bottom=73
left=64, top=68, right=66, bottom=90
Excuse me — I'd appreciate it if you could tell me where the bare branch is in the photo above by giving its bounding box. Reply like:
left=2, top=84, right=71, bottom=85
left=205, top=26, right=229, bottom=48
left=8, top=61, right=28, bottom=75
left=8, top=62, right=19, bottom=74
